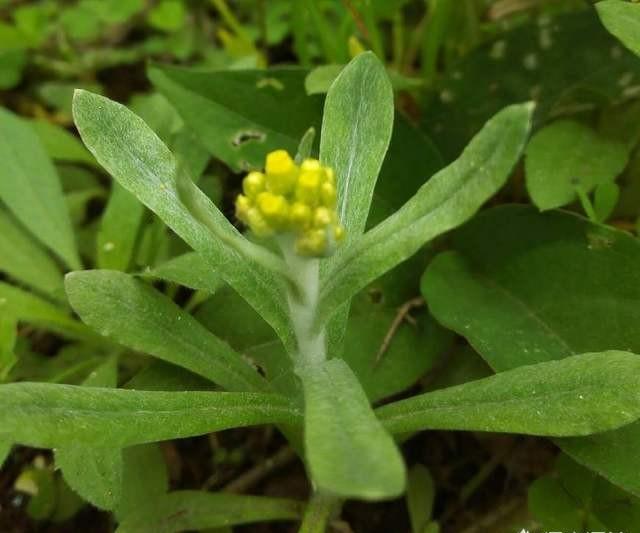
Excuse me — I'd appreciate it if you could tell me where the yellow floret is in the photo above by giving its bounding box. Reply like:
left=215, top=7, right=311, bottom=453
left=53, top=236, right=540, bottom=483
left=265, top=150, right=297, bottom=195
left=319, top=181, right=337, bottom=208
left=235, top=194, right=252, bottom=223
left=256, top=192, right=290, bottom=229
left=296, top=228, right=328, bottom=256
left=313, top=207, right=332, bottom=228
left=246, top=208, right=272, bottom=237
left=242, top=171, right=265, bottom=198
left=334, top=225, right=345, bottom=242
left=290, top=202, right=312, bottom=229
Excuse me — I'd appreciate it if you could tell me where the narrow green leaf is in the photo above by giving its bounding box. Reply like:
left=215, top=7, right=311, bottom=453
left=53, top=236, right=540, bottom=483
left=301, top=358, right=406, bottom=500
left=0, top=108, right=80, bottom=269
left=525, top=120, right=628, bottom=211
left=0, top=382, right=301, bottom=448
left=317, top=103, right=533, bottom=327
left=116, top=491, right=304, bottom=533
left=0, top=209, right=64, bottom=297
left=0, top=441, right=10, bottom=468
left=597, top=0, right=640, bottom=57
left=30, top=120, right=97, bottom=167
left=73, top=90, right=294, bottom=350
left=0, top=281, right=95, bottom=342
left=65, top=270, right=265, bottom=392
left=97, top=183, right=146, bottom=271
left=319, top=52, right=394, bottom=240
left=143, top=252, right=224, bottom=293
left=378, top=351, right=640, bottom=437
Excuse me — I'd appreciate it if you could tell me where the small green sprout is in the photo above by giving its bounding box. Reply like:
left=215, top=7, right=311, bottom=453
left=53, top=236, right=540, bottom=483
left=235, top=149, right=345, bottom=257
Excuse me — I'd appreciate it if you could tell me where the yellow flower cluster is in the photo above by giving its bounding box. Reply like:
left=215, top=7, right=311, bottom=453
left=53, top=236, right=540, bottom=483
left=235, top=150, right=345, bottom=257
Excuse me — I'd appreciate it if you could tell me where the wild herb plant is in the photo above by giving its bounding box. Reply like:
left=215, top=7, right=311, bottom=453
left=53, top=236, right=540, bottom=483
left=2, top=46, right=640, bottom=531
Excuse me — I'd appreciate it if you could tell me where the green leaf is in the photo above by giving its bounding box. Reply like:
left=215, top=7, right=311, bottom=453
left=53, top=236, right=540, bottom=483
left=97, top=183, right=145, bottom=271
left=143, top=252, right=224, bottom=293
left=149, top=65, right=322, bottom=171
left=0, top=441, right=10, bottom=468
left=421, top=205, right=640, bottom=494
left=30, top=120, right=97, bottom=167
left=116, top=444, right=168, bottom=519
left=301, top=358, right=406, bottom=500
left=0, top=382, right=301, bottom=448
left=525, top=120, right=628, bottom=210
left=147, top=0, right=185, bottom=32
left=73, top=90, right=294, bottom=350
left=597, top=0, right=640, bottom=57
left=116, top=491, right=304, bottom=533
left=0, top=282, right=95, bottom=342
left=0, top=108, right=80, bottom=269
left=0, top=49, right=26, bottom=90
left=423, top=10, right=640, bottom=160
left=378, top=351, right=640, bottom=437
left=0, top=208, right=63, bottom=297
left=319, top=52, right=393, bottom=240
left=65, top=270, right=265, bottom=392
left=317, top=103, right=533, bottom=328
left=406, top=464, right=436, bottom=533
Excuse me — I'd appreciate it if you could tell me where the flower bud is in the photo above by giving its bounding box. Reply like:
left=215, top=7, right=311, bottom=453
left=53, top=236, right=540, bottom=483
left=242, top=171, right=265, bottom=199
left=265, top=150, right=297, bottom=195
left=256, top=192, right=289, bottom=229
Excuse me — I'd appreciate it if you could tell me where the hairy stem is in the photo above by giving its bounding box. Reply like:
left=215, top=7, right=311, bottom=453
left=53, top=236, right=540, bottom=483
left=299, top=492, right=340, bottom=533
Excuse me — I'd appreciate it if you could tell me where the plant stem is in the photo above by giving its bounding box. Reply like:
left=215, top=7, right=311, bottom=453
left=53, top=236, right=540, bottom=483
left=299, top=492, right=339, bottom=533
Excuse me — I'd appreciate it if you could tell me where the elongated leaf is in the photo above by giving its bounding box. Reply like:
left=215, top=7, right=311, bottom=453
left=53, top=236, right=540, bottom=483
left=97, top=183, right=145, bottom=271
left=0, top=314, right=17, bottom=380
left=525, top=120, right=628, bottom=211
left=597, top=0, right=640, bottom=57
left=301, top=358, right=405, bottom=500
left=421, top=205, right=640, bottom=494
left=73, top=90, right=294, bottom=350
left=65, top=270, right=265, bottom=392
left=116, top=491, right=304, bottom=533
left=143, top=252, right=223, bottom=293
left=0, top=382, right=301, bottom=448
left=0, top=282, right=95, bottom=342
left=317, top=103, right=533, bottom=327
left=406, top=465, right=436, bottom=533
left=319, top=51, right=393, bottom=239
left=0, top=441, right=10, bottom=468
left=149, top=65, right=322, bottom=171
left=0, top=108, right=80, bottom=269
left=0, top=209, right=63, bottom=296
left=378, top=351, right=640, bottom=437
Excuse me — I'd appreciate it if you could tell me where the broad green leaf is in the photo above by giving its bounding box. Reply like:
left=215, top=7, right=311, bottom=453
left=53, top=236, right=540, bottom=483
left=529, top=454, right=640, bottom=532
left=378, top=351, right=640, bottom=437
left=0, top=208, right=64, bottom=297
left=301, top=358, right=406, bottom=500
left=97, top=183, right=145, bottom=271
left=116, top=491, right=304, bottom=533
left=147, top=0, right=185, bottom=32
left=143, top=252, right=224, bottom=293
left=319, top=52, right=393, bottom=239
left=0, top=49, right=26, bottom=89
left=593, top=182, right=620, bottom=222
left=149, top=65, right=322, bottom=170
left=0, top=282, right=95, bottom=342
left=0, top=314, right=17, bottom=380
left=525, top=120, right=628, bottom=210
left=30, top=120, right=97, bottom=167
left=406, top=465, right=436, bottom=533
left=423, top=10, right=640, bottom=160
left=0, top=108, right=80, bottom=269
left=73, top=90, right=294, bottom=350
left=0, top=382, right=301, bottom=448
left=421, top=205, right=640, bottom=494
left=597, top=0, right=640, bottom=57
left=65, top=270, right=265, bottom=392
left=317, top=103, right=533, bottom=328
